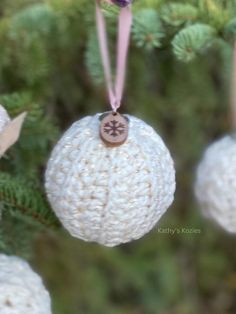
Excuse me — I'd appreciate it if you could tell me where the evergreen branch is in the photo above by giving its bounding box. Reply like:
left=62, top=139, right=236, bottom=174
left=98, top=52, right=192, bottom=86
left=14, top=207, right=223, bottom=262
left=0, top=173, right=59, bottom=228
left=172, top=23, right=216, bottom=62
left=161, top=3, right=198, bottom=27
left=132, top=9, right=164, bottom=50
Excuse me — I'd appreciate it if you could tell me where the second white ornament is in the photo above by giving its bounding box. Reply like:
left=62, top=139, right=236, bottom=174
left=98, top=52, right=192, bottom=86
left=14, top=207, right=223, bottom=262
left=195, top=135, right=236, bottom=233
left=45, top=114, right=176, bottom=247
left=0, top=254, right=51, bottom=314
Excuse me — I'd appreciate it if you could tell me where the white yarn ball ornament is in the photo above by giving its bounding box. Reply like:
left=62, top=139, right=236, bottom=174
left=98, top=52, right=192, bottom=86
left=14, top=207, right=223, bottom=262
left=0, top=105, right=10, bottom=133
left=195, top=135, right=236, bottom=233
left=0, top=254, right=51, bottom=314
left=45, top=114, right=175, bottom=246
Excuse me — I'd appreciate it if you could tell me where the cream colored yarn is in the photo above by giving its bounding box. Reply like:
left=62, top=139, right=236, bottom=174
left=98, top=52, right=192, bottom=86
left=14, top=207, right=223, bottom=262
left=0, top=105, right=10, bottom=133
left=45, top=114, right=175, bottom=246
left=0, top=254, right=51, bottom=314
left=195, top=135, right=236, bottom=233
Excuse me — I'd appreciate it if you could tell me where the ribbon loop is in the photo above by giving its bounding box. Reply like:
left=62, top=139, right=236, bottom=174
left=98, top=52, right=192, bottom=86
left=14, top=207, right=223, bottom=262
left=95, top=0, right=132, bottom=112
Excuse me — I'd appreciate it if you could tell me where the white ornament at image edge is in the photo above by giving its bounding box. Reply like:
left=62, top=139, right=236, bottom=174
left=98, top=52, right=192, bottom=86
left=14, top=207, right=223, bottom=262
left=195, top=135, right=236, bottom=233
left=0, top=105, right=10, bottom=133
left=45, top=114, right=176, bottom=246
left=0, top=254, right=51, bottom=314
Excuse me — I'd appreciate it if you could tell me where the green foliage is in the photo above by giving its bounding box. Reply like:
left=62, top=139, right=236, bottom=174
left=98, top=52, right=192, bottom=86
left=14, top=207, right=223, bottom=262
left=3, top=4, right=55, bottom=87
left=9, top=3, right=55, bottom=36
left=0, top=172, right=59, bottom=256
left=172, top=24, right=216, bottom=62
left=0, top=215, right=40, bottom=259
left=0, top=172, right=58, bottom=228
left=161, top=3, right=198, bottom=27
left=0, top=2, right=60, bottom=256
left=0, top=92, right=58, bottom=177
left=86, top=31, right=104, bottom=85
left=224, top=18, right=236, bottom=40
left=132, top=9, right=164, bottom=50
left=198, top=0, right=233, bottom=29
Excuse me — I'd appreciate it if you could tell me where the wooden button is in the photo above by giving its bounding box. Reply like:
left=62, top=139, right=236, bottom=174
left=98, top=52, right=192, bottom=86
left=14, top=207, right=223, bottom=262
left=100, top=112, right=129, bottom=146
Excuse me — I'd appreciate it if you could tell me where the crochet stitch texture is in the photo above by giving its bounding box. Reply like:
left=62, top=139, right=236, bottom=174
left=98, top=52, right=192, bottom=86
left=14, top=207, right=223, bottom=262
left=0, top=254, right=51, bottom=314
left=45, top=114, right=176, bottom=246
left=195, top=135, right=236, bottom=233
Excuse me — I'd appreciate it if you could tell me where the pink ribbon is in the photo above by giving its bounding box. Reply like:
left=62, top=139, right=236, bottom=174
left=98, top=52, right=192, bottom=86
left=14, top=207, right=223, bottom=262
left=95, top=0, right=132, bottom=112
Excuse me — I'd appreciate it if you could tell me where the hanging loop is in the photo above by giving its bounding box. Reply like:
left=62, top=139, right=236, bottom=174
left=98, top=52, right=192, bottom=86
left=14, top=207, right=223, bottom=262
left=95, top=0, right=132, bottom=112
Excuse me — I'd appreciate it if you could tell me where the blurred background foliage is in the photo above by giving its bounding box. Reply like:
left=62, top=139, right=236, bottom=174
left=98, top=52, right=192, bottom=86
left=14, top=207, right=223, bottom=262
left=0, top=0, right=236, bottom=313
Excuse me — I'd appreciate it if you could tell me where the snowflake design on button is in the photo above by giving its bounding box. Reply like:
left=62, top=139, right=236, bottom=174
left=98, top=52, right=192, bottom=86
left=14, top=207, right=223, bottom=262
left=103, top=120, right=125, bottom=137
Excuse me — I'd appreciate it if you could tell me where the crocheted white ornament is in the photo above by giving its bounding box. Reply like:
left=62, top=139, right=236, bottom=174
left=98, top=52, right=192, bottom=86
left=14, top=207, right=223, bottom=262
left=195, top=135, right=236, bottom=233
left=45, top=114, right=175, bottom=246
left=0, top=254, right=51, bottom=314
left=0, top=105, right=10, bottom=132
